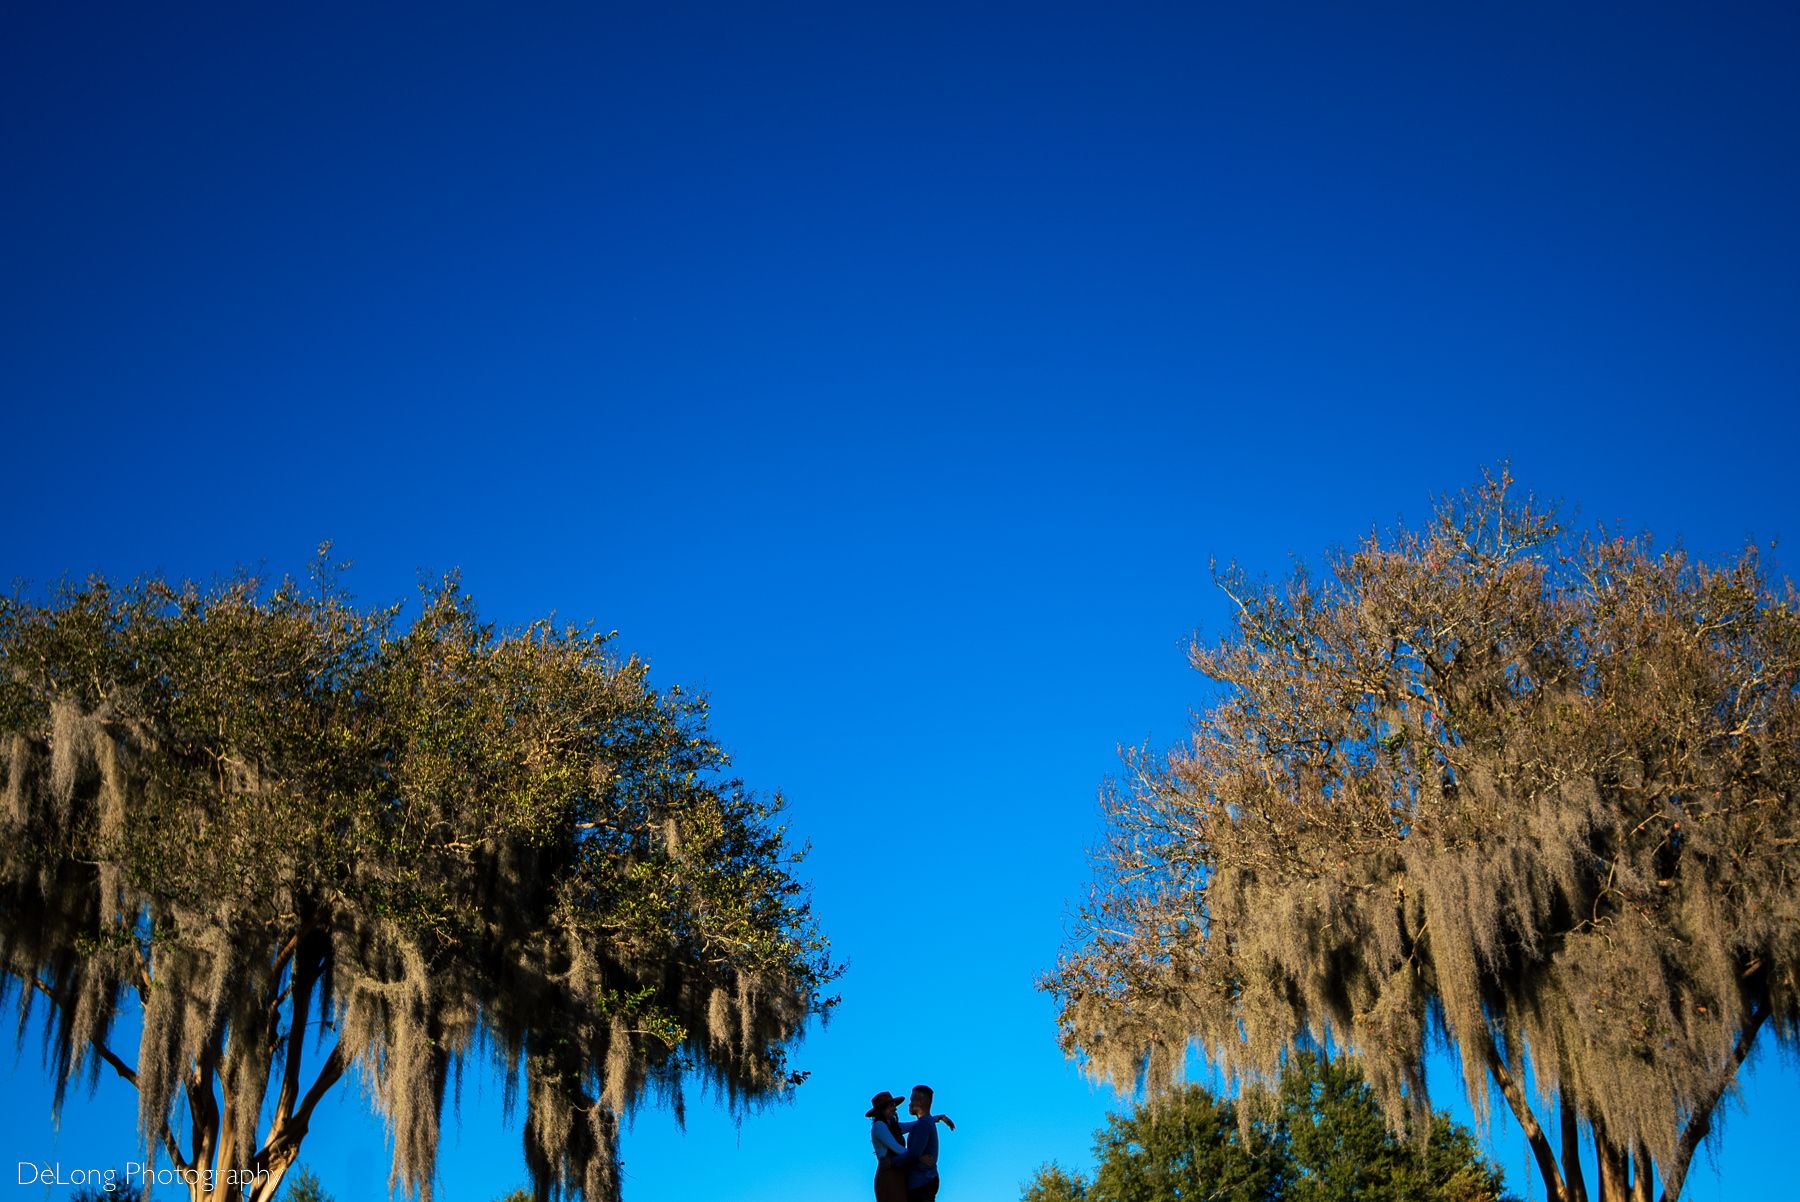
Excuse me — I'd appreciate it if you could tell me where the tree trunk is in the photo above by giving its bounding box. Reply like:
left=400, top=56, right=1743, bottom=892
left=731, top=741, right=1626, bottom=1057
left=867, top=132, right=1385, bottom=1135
left=1592, top=1117, right=1629, bottom=1202
left=186, top=1063, right=221, bottom=1202
left=41, top=923, right=345, bottom=1202
left=1630, top=1142, right=1654, bottom=1202
left=1560, top=1094, right=1590, bottom=1202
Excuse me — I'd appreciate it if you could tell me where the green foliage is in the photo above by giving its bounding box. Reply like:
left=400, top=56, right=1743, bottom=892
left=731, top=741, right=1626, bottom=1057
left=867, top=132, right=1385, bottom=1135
left=0, top=556, right=840, bottom=1202
left=1021, top=1161, right=1090, bottom=1202
left=280, top=1167, right=333, bottom=1202
left=1023, top=1053, right=1507, bottom=1202
left=490, top=1189, right=531, bottom=1202
left=1089, top=1084, right=1286, bottom=1202
left=1278, top=1052, right=1507, bottom=1202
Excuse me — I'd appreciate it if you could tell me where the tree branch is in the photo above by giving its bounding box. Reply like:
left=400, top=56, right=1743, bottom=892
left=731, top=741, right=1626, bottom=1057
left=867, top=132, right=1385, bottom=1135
left=270, top=949, right=324, bottom=1133
left=14, top=971, right=140, bottom=1085
left=131, top=942, right=153, bottom=995
left=91, top=1038, right=139, bottom=1086
left=291, top=1037, right=347, bottom=1131
left=187, top=1061, right=220, bottom=1186
left=1659, top=1006, right=1767, bottom=1202
left=159, top=1119, right=190, bottom=1174
left=270, top=903, right=333, bottom=982
left=1481, top=1040, right=1568, bottom=1202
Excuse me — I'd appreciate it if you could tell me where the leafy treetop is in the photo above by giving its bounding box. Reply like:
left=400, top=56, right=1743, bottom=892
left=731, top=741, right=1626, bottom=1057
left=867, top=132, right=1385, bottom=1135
left=0, top=556, right=838, bottom=1202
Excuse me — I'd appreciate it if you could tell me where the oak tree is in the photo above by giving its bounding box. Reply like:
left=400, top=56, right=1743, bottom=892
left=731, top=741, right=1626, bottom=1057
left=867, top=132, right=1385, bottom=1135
left=1082, top=1080, right=1285, bottom=1202
left=1020, top=1050, right=1506, bottom=1202
left=1042, top=473, right=1799, bottom=1202
left=1278, top=1051, right=1505, bottom=1202
left=0, top=562, right=837, bottom=1202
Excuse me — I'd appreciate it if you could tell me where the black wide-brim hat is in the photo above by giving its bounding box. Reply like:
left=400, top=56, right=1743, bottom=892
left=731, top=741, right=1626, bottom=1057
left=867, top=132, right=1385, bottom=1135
left=865, top=1090, right=906, bottom=1117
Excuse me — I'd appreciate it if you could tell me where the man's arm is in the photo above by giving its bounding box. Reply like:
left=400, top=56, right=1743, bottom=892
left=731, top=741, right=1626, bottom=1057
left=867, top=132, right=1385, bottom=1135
left=889, top=1118, right=938, bottom=1169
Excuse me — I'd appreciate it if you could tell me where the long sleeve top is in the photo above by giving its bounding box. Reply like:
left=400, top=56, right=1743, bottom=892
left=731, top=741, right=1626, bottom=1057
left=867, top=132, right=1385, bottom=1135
left=888, top=1115, right=940, bottom=1188
left=871, top=1118, right=938, bottom=1160
left=871, top=1120, right=906, bottom=1159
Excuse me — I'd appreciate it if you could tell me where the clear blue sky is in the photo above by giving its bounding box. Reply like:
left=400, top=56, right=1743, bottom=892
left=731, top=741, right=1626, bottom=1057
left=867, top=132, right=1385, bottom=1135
left=3, top=2, right=1798, bottom=1200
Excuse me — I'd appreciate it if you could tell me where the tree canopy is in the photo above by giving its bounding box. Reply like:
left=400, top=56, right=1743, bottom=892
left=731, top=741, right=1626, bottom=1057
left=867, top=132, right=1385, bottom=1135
left=1020, top=1050, right=1508, bottom=1202
left=1042, top=472, right=1800, bottom=1202
left=0, top=559, right=837, bottom=1202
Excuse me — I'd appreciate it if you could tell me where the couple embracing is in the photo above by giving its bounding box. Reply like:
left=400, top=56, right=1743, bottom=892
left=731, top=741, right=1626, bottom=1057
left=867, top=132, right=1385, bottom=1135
left=866, top=1084, right=954, bottom=1202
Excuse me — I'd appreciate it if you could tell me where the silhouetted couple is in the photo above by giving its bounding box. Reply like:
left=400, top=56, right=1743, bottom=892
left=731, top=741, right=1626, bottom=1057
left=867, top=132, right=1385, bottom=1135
left=867, top=1084, right=953, bottom=1202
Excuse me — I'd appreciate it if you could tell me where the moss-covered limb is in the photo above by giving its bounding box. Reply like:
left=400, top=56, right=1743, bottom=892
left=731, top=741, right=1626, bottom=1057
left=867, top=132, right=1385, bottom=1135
left=0, top=562, right=839, bottom=1202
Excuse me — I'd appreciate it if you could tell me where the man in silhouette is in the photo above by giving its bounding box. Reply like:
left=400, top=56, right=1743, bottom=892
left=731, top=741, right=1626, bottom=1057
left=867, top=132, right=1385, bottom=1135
left=885, top=1084, right=942, bottom=1201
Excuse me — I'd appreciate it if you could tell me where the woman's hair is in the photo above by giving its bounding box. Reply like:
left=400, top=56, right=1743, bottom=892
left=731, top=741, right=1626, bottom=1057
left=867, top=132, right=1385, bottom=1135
left=880, top=1106, right=902, bottom=1142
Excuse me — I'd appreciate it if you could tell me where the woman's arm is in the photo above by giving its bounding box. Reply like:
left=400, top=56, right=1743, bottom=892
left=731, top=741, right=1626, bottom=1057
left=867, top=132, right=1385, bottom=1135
left=871, top=1122, right=906, bottom=1158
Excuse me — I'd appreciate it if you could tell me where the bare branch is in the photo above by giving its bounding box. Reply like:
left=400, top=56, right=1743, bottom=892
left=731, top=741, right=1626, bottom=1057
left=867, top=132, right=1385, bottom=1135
left=12, top=971, right=139, bottom=1085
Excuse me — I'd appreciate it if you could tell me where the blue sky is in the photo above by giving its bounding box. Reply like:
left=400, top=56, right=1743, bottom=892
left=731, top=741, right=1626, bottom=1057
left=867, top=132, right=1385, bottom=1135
left=3, top=2, right=1798, bottom=1200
